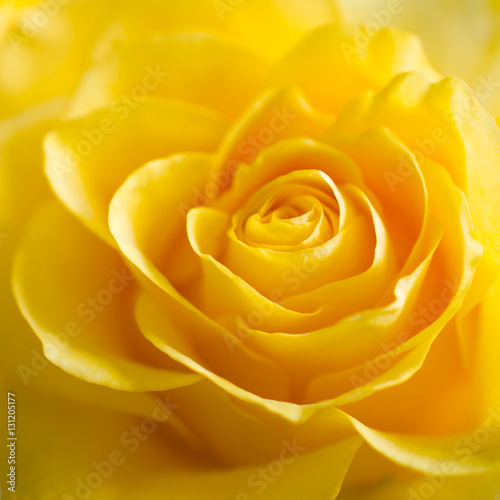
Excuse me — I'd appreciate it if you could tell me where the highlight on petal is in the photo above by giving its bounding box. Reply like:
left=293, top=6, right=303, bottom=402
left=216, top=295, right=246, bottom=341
left=349, top=417, right=500, bottom=475
left=269, top=25, right=440, bottom=114
left=13, top=201, right=200, bottom=392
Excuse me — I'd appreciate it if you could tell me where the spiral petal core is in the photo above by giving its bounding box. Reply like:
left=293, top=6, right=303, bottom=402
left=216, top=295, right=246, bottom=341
left=106, top=81, right=481, bottom=414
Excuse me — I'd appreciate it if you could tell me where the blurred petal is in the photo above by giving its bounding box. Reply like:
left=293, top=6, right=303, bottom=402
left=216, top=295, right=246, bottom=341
left=66, top=33, right=269, bottom=120
left=476, top=272, right=500, bottom=412
left=338, top=467, right=500, bottom=500
left=112, top=0, right=341, bottom=62
left=0, top=0, right=112, bottom=117
left=0, top=97, right=64, bottom=234
left=215, top=0, right=341, bottom=62
left=45, top=99, right=229, bottom=243
left=0, top=385, right=203, bottom=500
left=13, top=201, right=200, bottom=391
left=270, top=25, right=439, bottom=114
left=124, top=435, right=362, bottom=500
left=339, top=0, right=500, bottom=116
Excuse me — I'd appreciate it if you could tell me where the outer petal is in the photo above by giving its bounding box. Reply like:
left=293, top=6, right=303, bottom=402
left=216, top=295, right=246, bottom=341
left=0, top=97, right=64, bottom=234
left=269, top=25, right=439, bottom=114
left=0, top=382, right=361, bottom=500
left=124, top=435, right=362, bottom=500
left=65, top=33, right=269, bottom=121
left=213, top=0, right=341, bottom=62
left=44, top=99, right=229, bottom=243
left=13, top=201, right=200, bottom=392
left=350, top=420, right=500, bottom=475
left=1, top=99, right=63, bottom=391
left=0, top=0, right=112, bottom=117
left=339, top=0, right=500, bottom=116
left=338, top=468, right=500, bottom=500
left=476, top=272, right=500, bottom=413
left=341, top=320, right=479, bottom=436
left=0, top=385, right=202, bottom=500
left=135, top=291, right=441, bottom=422
left=110, top=0, right=341, bottom=63
left=0, top=100, right=164, bottom=423
left=135, top=296, right=500, bottom=478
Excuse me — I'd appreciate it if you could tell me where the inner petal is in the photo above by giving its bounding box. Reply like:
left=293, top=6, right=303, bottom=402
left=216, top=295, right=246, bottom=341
left=233, top=170, right=340, bottom=251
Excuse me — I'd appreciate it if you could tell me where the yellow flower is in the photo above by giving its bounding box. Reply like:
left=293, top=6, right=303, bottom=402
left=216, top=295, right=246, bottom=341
left=2, top=1, right=500, bottom=499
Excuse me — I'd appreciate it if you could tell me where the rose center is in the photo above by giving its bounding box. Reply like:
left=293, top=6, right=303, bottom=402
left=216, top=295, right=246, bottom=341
left=233, top=171, right=341, bottom=251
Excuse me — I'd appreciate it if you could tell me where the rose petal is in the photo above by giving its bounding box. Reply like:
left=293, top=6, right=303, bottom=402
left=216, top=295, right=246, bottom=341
left=124, top=435, right=361, bottom=500
left=338, top=467, right=500, bottom=500
left=111, top=0, right=341, bottom=63
left=341, top=319, right=478, bottom=435
left=213, top=0, right=341, bottom=62
left=349, top=417, right=500, bottom=475
left=186, top=170, right=377, bottom=318
left=10, top=386, right=200, bottom=500
left=476, top=272, right=500, bottom=412
left=340, top=0, right=500, bottom=116
left=45, top=99, right=229, bottom=243
left=109, top=154, right=291, bottom=401
left=269, top=25, right=440, bottom=114
left=215, top=86, right=333, bottom=175
left=65, top=33, right=269, bottom=120
left=13, top=201, right=200, bottom=391
left=0, top=97, right=64, bottom=233
left=0, top=0, right=112, bottom=117
left=331, top=72, right=500, bottom=308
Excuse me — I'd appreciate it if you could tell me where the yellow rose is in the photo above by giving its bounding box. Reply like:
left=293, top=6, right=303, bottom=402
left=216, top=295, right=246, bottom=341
left=339, top=0, right=500, bottom=116
left=2, top=2, right=500, bottom=499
